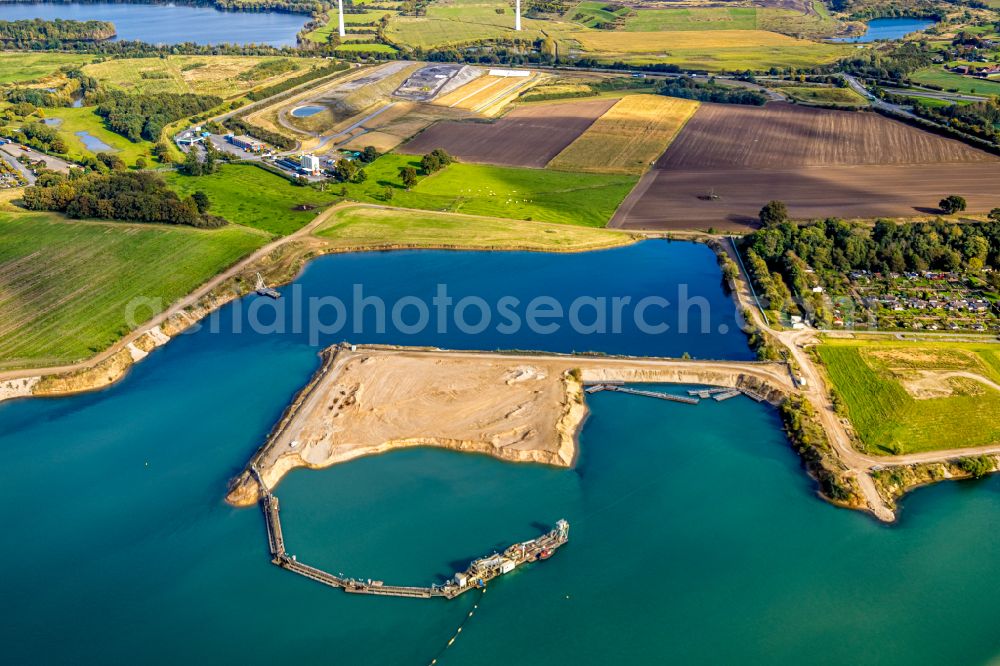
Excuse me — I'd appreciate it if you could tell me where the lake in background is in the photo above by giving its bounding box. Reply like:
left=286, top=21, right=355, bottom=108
left=832, top=17, right=937, bottom=43
left=0, top=2, right=307, bottom=46
left=0, top=243, right=997, bottom=664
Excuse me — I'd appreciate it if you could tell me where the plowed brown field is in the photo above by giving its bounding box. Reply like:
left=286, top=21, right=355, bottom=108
left=656, top=103, right=996, bottom=169
left=399, top=98, right=617, bottom=168
left=612, top=102, right=1000, bottom=231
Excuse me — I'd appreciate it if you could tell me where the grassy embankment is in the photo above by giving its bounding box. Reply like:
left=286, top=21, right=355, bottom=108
left=315, top=205, right=634, bottom=251
left=0, top=211, right=267, bottom=368
left=817, top=338, right=1000, bottom=455
left=548, top=94, right=698, bottom=174
left=571, top=1, right=631, bottom=28
left=169, top=157, right=636, bottom=228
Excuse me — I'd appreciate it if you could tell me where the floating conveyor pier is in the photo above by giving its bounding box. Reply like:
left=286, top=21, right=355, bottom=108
left=585, top=384, right=700, bottom=404
left=249, top=465, right=568, bottom=600
left=588, top=383, right=763, bottom=403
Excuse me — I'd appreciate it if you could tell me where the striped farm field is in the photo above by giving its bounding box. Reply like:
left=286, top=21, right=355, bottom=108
left=0, top=213, right=266, bottom=368
left=569, top=28, right=816, bottom=51
left=561, top=29, right=848, bottom=71
left=548, top=95, right=699, bottom=174
left=434, top=73, right=542, bottom=115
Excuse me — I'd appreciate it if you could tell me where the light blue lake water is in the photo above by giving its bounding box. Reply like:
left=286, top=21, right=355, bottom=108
left=75, top=129, right=113, bottom=152
left=0, top=243, right=997, bottom=664
left=290, top=105, right=325, bottom=118
left=832, top=17, right=937, bottom=43
left=0, top=2, right=307, bottom=46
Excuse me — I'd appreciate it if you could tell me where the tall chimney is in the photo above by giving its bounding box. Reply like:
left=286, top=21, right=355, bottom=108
left=515, top=0, right=521, bottom=31
left=338, top=0, right=346, bottom=38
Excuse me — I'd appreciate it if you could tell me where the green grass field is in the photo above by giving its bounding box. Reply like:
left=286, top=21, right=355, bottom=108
left=909, top=95, right=957, bottom=109
left=0, top=211, right=266, bottom=367
left=168, top=156, right=636, bottom=231
left=339, top=154, right=636, bottom=227
left=0, top=52, right=93, bottom=84
left=333, top=43, right=399, bottom=53
left=911, top=67, right=1000, bottom=97
left=385, top=0, right=560, bottom=48
left=781, top=86, right=867, bottom=107
left=624, top=7, right=757, bottom=32
left=818, top=339, right=1000, bottom=455
left=39, top=106, right=154, bottom=165
left=164, top=165, right=340, bottom=235
left=315, top=205, right=633, bottom=251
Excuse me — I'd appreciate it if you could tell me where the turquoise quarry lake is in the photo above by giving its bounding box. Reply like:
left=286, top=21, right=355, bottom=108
left=1, top=242, right=998, bottom=664
left=0, top=2, right=307, bottom=46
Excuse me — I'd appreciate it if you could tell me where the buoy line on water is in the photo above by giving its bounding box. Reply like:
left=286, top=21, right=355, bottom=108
left=427, top=587, right=488, bottom=665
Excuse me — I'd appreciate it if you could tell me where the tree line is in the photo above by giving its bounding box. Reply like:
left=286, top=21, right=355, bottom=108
left=743, top=210, right=1000, bottom=313
left=94, top=90, right=221, bottom=142
left=0, top=18, right=115, bottom=45
left=658, top=76, right=767, bottom=106
left=22, top=170, right=226, bottom=228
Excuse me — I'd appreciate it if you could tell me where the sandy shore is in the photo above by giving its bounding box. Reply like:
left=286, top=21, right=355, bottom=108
left=226, top=344, right=791, bottom=506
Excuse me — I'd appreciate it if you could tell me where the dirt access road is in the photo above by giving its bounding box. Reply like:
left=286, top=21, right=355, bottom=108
left=724, top=239, right=1000, bottom=521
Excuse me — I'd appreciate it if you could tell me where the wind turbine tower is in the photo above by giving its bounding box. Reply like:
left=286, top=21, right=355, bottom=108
left=337, top=0, right=346, bottom=38
left=515, top=0, right=521, bottom=31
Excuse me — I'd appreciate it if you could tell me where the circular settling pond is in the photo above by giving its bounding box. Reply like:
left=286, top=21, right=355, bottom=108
left=290, top=105, right=325, bottom=118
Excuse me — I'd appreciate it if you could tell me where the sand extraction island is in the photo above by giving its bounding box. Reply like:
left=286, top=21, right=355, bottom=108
left=227, top=344, right=790, bottom=506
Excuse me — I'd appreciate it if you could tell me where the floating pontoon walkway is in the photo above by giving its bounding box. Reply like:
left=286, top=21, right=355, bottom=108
left=249, top=465, right=568, bottom=600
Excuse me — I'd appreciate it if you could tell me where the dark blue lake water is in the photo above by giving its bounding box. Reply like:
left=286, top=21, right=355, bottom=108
left=0, top=2, right=307, bottom=46
left=832, top=17, right=937, bottom=43
left=194, top=240, right=752, bottom=360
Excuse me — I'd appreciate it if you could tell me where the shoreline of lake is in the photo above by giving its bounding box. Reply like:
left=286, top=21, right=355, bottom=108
left=0, top=227, right=647, bottom=402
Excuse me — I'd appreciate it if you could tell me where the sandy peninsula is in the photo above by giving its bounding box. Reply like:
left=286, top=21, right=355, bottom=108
left=227, top=344, right=790, bottom=506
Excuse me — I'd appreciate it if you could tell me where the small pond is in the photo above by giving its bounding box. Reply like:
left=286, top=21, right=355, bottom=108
left=832, top=17, right=937, bottom=43
left=75, top=130, right=114, bottom=153
left=290, top=105, right=326, bottom=118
